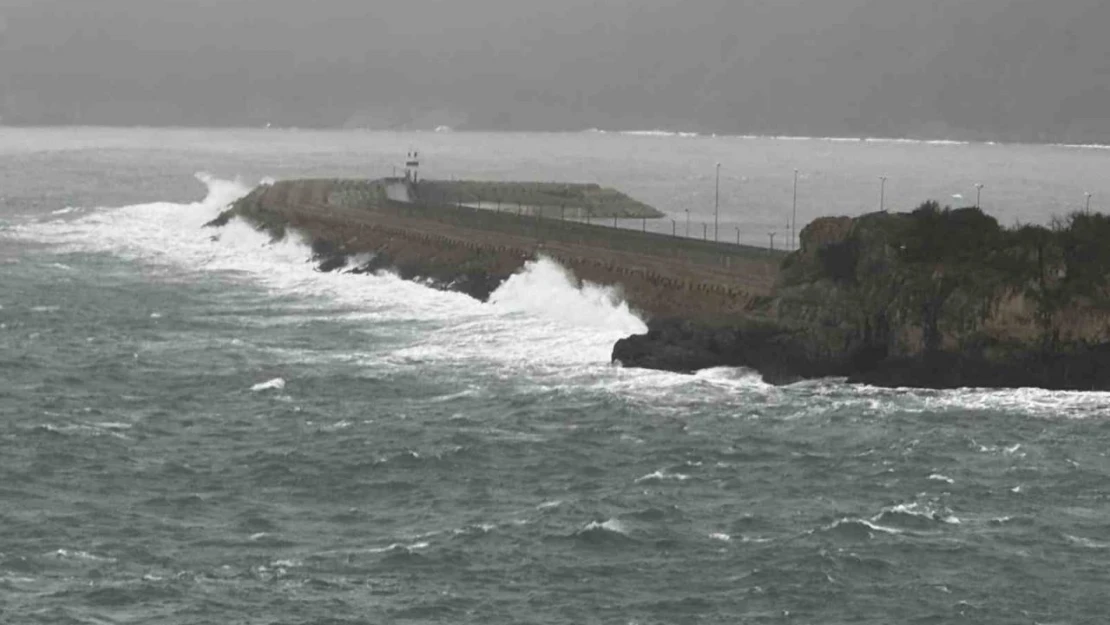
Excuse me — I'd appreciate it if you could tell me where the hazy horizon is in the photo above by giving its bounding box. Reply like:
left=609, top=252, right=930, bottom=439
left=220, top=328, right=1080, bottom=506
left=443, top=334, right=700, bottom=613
left=3, top=0, right=1108, bottom=143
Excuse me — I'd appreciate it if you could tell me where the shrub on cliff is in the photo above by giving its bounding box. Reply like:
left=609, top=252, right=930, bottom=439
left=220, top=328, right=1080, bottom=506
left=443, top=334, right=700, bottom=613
left=900, top=203, right=1002, bottom=264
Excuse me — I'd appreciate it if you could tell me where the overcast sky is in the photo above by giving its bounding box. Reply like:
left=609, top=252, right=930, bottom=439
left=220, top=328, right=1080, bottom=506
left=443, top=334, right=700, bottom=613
left=2, top=0, right=1107, bottom=142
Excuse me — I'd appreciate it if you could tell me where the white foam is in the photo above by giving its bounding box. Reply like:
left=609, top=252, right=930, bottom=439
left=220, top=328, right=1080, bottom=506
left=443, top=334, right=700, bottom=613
left=823, top=517, right=903, bottom=535
left=634, top=469, right=690, bottom=483
left=618, top=129, right=700, bottom=138
left=875, top=502, right=960, bottom=525
left=693, top=367, right=772, bottom=391
left=367, top=541, right=429, bottom=554
left=1051, top=142, right=1110, bottom=151
left=50, top=549, right=116, bottom=563
left=8, top=173, right=657, bottom=379
left=928, top=473, right=955, bottom=484
left=488, top=256, right=645, bottom=335
left=857, top=384, right=1110, bottom=420
left=583, top=518, right=629, bottom=535
left=251, top=378, right=286, bottom=392
left=1065, top=534, right=1110, bottom=549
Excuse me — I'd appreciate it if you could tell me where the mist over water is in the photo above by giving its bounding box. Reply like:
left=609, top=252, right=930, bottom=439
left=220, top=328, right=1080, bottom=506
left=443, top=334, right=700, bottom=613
left=3, top=129, right=1110, bottom=624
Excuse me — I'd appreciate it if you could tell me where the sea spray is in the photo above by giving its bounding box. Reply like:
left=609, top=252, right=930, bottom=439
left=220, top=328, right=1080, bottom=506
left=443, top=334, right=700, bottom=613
left=487, top=256, right=646, bottom=335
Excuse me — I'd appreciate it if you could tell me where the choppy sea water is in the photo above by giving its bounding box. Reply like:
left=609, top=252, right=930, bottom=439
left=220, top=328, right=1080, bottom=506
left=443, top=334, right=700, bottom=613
left=3, top=128, right=1110, bottom=624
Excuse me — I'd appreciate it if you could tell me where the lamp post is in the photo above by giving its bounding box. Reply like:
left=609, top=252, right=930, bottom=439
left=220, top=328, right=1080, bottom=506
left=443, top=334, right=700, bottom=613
left=685, top=208, right=690, bottom=237
left=1086, top=192, right=1093, bottom=214
left=975, top=183, right=984, bottom=209
left=714, top=162, right=721, bottom=242
left=768, top=232, right=777, bottom=252
left=791, top=168, right=799, bottom=251
left=879, top=176, right=887, bottom=212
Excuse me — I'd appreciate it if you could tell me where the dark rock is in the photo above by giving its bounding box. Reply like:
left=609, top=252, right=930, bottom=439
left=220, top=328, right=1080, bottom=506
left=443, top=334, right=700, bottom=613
left=311, top=239, right=348, bottom=273
left=612, top=318, right=848, bottom=384
left=203, top=208, right=236, bottom=228
left=616, top=319, right=1110, bottom=390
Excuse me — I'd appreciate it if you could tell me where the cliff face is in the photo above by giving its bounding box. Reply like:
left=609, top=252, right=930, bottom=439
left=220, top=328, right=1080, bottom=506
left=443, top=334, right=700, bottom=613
left=614, top=204, right=1110, bottom=389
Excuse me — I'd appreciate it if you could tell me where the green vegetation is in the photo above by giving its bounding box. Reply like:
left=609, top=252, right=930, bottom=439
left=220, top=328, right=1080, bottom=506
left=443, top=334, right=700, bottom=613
left=781, top=203, right=1110, bottom=357
left=414, top=180, right=664, bottom=219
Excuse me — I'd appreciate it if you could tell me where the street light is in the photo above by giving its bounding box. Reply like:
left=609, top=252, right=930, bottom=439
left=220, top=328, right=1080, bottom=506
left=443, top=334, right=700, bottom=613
left=1086, top=192, right=1093, bottom=214
left=975, top=183, right=984, bottom=209
left=714, top=162, right=721, bottom=242
left=685, top=208, right=690, bottom=237
left=879, top=176, right=887, bottom=212
left=791, top=169, right=799, bottom=251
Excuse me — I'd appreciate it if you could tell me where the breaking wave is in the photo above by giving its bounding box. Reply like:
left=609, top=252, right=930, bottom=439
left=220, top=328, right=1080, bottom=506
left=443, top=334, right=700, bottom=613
left=5, top=173, right=648, bottom=374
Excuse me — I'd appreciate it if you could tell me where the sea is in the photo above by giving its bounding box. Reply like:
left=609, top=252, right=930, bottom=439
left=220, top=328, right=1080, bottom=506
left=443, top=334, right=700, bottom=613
left=2, top=126, right=1110, bottom=624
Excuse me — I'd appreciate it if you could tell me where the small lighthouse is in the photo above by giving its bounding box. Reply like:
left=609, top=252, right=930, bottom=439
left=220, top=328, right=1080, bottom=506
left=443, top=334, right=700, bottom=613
left=405, top=150, right=420, bottom=184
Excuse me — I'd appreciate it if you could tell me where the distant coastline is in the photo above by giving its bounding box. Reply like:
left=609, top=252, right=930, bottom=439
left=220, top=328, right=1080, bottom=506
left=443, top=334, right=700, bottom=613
left=4, top=122, right=1110, bottom=151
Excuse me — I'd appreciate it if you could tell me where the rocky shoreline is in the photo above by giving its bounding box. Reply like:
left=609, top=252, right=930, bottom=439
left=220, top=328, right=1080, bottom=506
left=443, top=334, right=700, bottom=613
left=611, top=318, right=1110, bottom=390
left=614, top=205, right=1110, bottom=390
left=215, top=178, right=1110, bottom=391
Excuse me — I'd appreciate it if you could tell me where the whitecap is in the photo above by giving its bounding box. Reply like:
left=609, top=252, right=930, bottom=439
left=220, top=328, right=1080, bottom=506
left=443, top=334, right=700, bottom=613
left=583, top=518, right=629, bottom=535
left=93, top=422, right=133, bottom=430
left=251, top=378, right=286, bottom=392
left=634, top=469, right=690, bottom=483
left=822, top=517, right=903, bottom=536
left=50, top=549, right=116, bottom=563
left=1065, top=534, right=1110, bottom=549
left=350, top=540, right=432, bottom=555
left=618, top=130, right=699, bottom=138
left=709, top=532, right=731, bottom=542
left=874, top=502, right=960, bottom=526
left=928, top=473, right=955, bottom=484
left=313, top=420, right=352, bottom=433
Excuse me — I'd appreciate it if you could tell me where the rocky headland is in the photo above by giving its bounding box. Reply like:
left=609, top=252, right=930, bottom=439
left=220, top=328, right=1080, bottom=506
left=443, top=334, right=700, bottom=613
left=615, top=203, right=1110, bottom=389
left=213, top=178, right=1110, bottom=390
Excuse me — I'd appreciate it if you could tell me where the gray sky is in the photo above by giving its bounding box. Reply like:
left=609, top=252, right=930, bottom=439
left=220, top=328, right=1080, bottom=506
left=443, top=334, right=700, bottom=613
left=2, top=0, right=1107, bottom=142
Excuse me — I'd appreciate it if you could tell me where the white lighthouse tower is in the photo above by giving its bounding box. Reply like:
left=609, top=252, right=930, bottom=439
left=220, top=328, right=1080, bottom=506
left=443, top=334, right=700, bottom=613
left=404, top=150, right=420, bottom=184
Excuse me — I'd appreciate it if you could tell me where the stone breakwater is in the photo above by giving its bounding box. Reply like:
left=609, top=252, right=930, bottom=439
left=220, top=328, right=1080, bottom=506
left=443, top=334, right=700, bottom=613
left=216, top=178, right=782, bottom=321
left=215, top=179, right=1110, bottom=390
